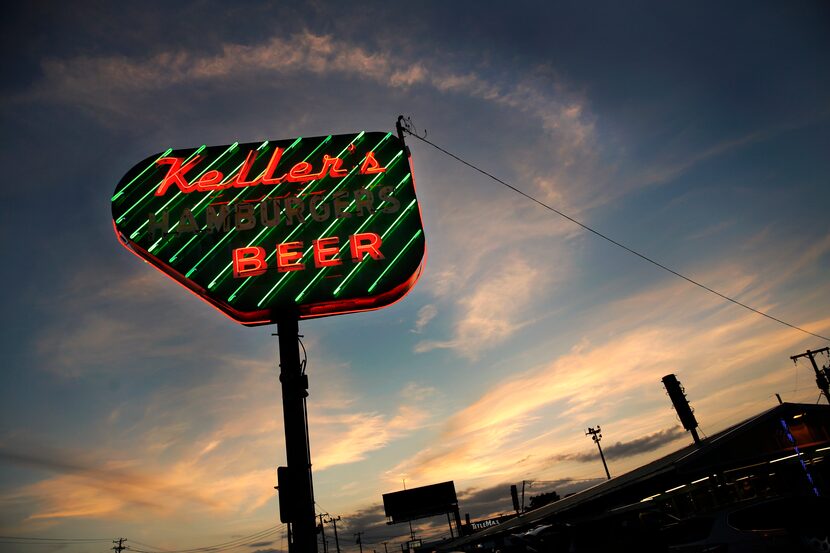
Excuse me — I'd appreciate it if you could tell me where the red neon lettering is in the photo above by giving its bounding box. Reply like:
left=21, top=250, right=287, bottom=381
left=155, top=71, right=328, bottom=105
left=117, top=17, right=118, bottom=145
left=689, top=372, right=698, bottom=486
left=287, top=161, right=313, bottom=182
left=328, top=156, right=348, bottom=177
left=233, top=149, right=259, bottom=187
left=193, top=169, right=225, bottom=191
left=233, top=246, right=268, bottom=278
left=359, top=151, right=386, bottom=175
left=277, top=241, right=305, bottom=272
left=313, top=237, right=342, bottom=268
left=152, top=148, right=364, bottom=195
left=350, top=232, right=384, bottom=262
left=301, top=154, right=348, bottom=181
left=154, top=155, right=203, bottom=196
left=261, top=147, right=286, bottom=185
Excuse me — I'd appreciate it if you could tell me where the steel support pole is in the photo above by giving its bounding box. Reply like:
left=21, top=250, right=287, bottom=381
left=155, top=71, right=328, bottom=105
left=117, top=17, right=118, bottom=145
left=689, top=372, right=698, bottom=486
left=278, top=317, right=317, bottom=553
left=596, top=439, right=611, bottom=480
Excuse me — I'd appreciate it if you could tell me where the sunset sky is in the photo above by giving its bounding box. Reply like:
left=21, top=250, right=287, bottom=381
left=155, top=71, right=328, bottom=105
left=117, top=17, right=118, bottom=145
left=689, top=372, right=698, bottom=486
left=1, top=2, right=829, bottom=552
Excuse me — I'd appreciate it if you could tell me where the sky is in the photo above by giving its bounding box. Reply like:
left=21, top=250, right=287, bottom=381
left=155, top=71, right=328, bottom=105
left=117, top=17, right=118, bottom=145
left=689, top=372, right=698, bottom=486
left=1, top=1, right=829, bottom=552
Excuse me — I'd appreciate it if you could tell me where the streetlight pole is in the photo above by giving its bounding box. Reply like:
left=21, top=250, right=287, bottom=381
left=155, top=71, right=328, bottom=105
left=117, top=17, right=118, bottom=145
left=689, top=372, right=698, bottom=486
left=586, top=426, right=611, bottom=480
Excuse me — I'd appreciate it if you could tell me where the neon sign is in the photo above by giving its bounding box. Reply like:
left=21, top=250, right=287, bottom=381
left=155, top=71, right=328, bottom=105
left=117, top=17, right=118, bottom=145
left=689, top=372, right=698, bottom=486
left=111, top=131, right=426, bottom=325
left=153, top=149, right=387, bottom=196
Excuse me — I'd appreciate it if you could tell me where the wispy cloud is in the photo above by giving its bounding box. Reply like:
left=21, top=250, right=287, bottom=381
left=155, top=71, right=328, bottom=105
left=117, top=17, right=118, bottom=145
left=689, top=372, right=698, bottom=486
left=412, top=304, right=437, bottom=334
left=27, top=31, right=590, bottom=144
left=386, top=232, right=830, bottom=488
left=549, top=427, right=684, bottom=463
left=415, top=255, right=545, bottom=358
left=0, top=442, right=226, bottom=521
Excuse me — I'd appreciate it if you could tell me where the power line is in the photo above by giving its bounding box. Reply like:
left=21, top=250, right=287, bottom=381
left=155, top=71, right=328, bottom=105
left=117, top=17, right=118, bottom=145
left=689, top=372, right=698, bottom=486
left=0, top=537, right=111, bottom=541
left=127, top=540, right=170, bottom=552
left=0, top=536, right=112, bottom=544
left=403, top=129, right=830, bottom=343
left=125, top=525, right=283, bottom=553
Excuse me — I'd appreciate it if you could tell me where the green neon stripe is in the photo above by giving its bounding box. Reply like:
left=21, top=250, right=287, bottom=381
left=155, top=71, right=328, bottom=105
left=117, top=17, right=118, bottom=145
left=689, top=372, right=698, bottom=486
left=251, top=149, right=393, bottom=305
left=332, top=199, right=416, bottom=297
left=253, top=191, right=354, bottom=307
left=368, top=229, right=423, bottom=294
left=118, top=145, right=208, bottom=224
left=159, top=141, right=263, bottom=234
left=112, top=148, right=173, bottom=201
left=154, top=143, right=246, bottom=219
left=180, top=153, right=275, bottom=274
left=143, top=148, right=248, bottom=251
left=171, top=138, right=305, bottom=262
left=182, top=133, right=331, bottom=275
left=289, top=175, right=388, bottom=303
left=200, top=136, right=338, bottom=287
left=294, top=262, right=332, bottom=303
left=133, top=145, right=209, bottom=221
left=230, top=131, right=376, bottom=303
left=253, top=134, right=395, bottom=306
left=222, top=131, right=374, bottom=302
left=168, top=233, right=200, bottom=262
left=154, top=140, right=280, bottom=256
left=294, top=167, right=409, bottom=303
left=127, top=144, right=232, bottom=237
left=205, top=216, right=277, bottom=287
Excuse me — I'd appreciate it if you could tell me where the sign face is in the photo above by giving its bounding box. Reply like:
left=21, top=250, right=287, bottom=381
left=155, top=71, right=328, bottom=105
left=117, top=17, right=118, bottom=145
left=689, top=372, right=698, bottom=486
left=382, top=481, right=458, bottom=523
left=112, top=131, right=425, bottom=325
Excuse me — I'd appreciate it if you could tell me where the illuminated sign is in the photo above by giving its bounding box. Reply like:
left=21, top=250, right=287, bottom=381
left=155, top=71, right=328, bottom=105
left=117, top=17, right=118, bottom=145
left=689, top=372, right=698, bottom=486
left=112, top=131, right=426, bottom=325
left=470, top=518, right=501, bottom=531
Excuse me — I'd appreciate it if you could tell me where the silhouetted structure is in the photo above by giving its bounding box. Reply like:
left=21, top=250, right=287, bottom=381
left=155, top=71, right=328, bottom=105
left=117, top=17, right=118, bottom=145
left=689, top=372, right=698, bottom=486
left=791, top=347, right=830, bottom=404
left=662, top=374, right=701, bottom=445
left=433, top=402, right=830, bottom=552
left=586, top=426, right=611, bottom=479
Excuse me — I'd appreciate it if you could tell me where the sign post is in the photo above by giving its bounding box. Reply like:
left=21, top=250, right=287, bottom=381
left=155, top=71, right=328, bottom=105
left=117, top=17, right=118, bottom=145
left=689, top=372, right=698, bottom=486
left=112, top=119, right=426, bottom=553
left=277, top=316, right=317, bottom=552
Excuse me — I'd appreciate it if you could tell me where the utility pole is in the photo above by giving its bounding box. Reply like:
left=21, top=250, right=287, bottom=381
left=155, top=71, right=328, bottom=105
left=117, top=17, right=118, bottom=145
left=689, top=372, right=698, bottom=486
left=323, top=515, right=341, bottom=553
left=586, top=426, right=611, bottom=480
left=113, top=539, right=126, bottom=553
left=276, top=318, right=317, bottom=553
left=318, top=513, right=328, bottom=553
left=383, top=541, right=389, bottom=553
left=354, top=532, right=364, bottom=553
left=791, top=347, right=830, bottom=404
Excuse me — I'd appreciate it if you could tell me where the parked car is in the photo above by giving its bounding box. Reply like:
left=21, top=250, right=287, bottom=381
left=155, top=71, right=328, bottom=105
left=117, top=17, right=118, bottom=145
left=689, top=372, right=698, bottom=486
left=663, top=496, right=830, bottom=552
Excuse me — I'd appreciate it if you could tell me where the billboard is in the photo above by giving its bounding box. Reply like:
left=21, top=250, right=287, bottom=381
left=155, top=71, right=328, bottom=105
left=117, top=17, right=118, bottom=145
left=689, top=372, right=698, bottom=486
left=382, top=481, right=458, bottom=523
left=111, top=131, right=425, bottom=325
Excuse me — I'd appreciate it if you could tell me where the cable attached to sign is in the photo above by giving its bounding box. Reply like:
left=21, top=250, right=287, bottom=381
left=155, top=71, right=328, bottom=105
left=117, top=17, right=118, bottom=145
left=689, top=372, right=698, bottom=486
left=400, top=121, right=829, bottom=343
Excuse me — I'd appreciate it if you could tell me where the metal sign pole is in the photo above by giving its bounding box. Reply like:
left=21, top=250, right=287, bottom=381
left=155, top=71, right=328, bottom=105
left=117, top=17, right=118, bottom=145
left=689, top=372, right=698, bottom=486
left=277, top=317, right=317, bottom=553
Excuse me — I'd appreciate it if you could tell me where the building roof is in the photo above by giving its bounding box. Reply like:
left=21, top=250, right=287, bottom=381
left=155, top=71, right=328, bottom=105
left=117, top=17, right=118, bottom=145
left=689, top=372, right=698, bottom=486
left=440, top=401, right=830, bottom=549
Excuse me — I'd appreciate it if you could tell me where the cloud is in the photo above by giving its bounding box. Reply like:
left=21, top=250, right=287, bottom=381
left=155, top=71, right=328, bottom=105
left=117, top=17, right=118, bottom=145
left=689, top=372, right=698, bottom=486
left=32, top=261, right=240, bottom=379
left=27, top=31, right=589, bottom=141
left=549, top=427, right=684, bottom=463
left=0, top=442, right=225, bottom=521
left=415, top=255, right=546, bottom=358
left=412, top=305, right=437, bottom=334
left=311, top=404, right=430, bottom=471
left=0, top=338, right=432, bottom=529
left=25, top=30, right=601, bottom=369
left=386, top=230, right=830, bottom=488
left=457, top=478, right=604, bottom=519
